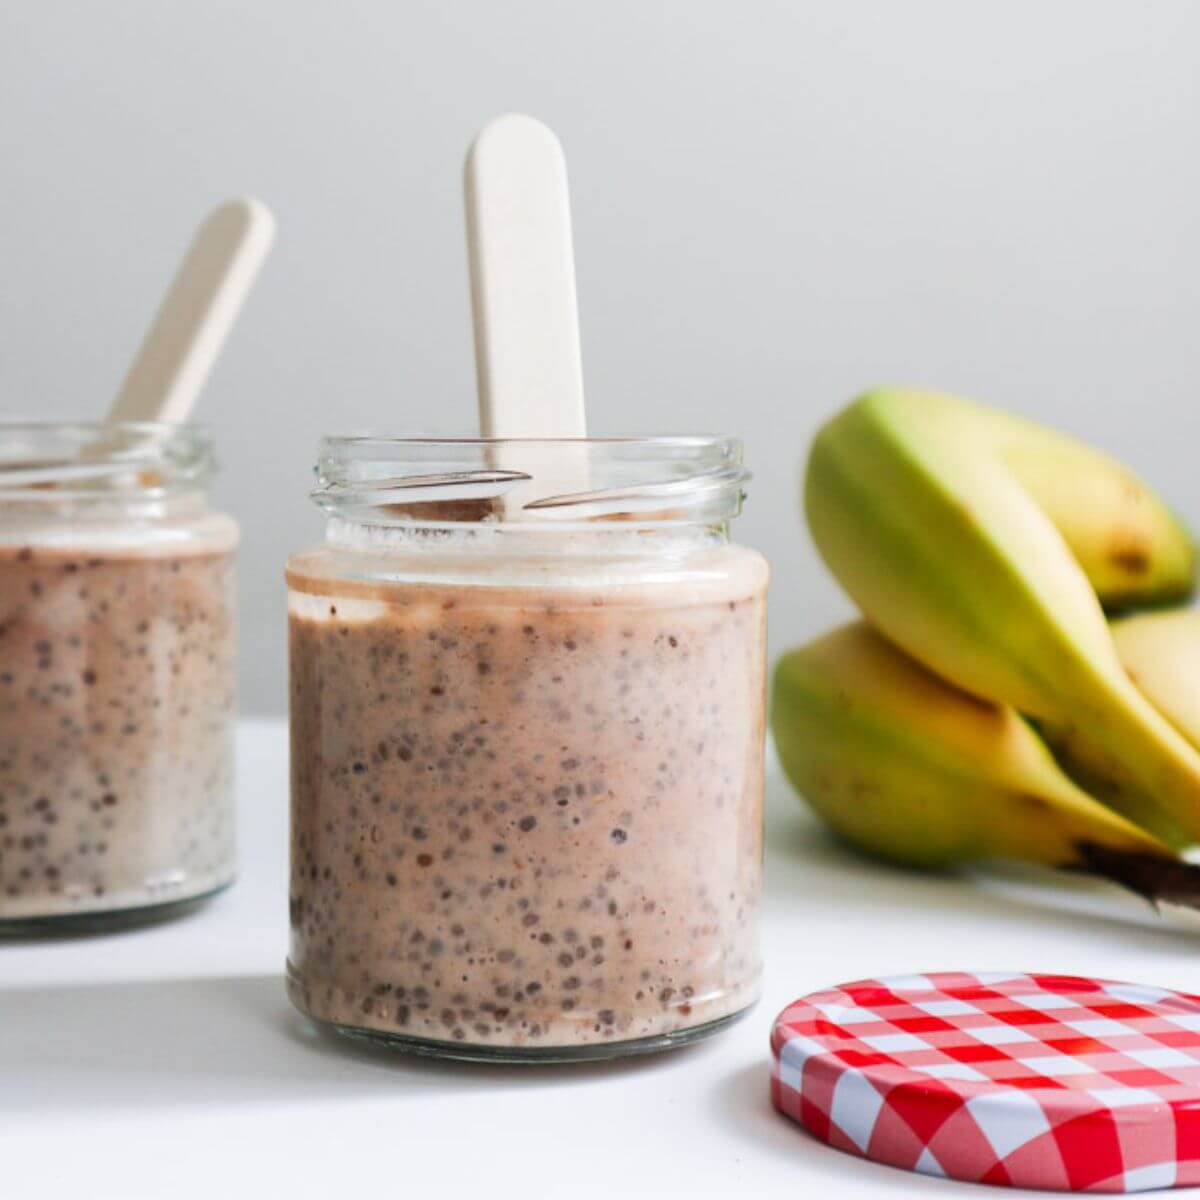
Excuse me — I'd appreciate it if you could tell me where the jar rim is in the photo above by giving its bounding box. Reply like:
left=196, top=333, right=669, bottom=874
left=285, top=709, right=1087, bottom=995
left=0, top=417, right=210, bottom=431
left=320, top=433, right=737, bottom=448
left=311, top=433, right=750, bottom=529
left=0, top=419, right=216, bottom=498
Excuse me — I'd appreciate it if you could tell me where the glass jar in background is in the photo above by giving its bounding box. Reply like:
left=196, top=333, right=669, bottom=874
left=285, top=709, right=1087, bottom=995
left=286, top=436, right=769, bottom=1062
left=0, top=422, right=238, bottom=932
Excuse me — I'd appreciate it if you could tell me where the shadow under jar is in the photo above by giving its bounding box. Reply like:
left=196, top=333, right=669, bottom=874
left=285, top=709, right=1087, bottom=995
left=0, top=422, right=237, bottom=933
left=286, top=437, right=769, bottom=1062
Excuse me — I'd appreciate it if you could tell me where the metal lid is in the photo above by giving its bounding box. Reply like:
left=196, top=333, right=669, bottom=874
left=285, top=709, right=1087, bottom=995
left=771, top=972, right=1200, bottom=1192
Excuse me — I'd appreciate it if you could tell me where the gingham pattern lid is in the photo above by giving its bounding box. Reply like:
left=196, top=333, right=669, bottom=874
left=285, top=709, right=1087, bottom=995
left=771, top=972, right=1200, bottom=1193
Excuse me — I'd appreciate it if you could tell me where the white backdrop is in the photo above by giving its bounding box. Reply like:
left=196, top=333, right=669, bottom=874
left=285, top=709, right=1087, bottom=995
left=1, top=0, right=1197, bottom=712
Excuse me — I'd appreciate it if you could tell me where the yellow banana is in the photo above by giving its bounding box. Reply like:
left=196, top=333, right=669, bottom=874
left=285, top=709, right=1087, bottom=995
left=772, top=622, right=1200, bottom=903
left=1112, top=609, right=1200, bottom=743
left=1046, top=609, right=1200, bottom=815
left=978, top=407, right=1194, bottom=610
left=805, top=389, right=1200, bottom=844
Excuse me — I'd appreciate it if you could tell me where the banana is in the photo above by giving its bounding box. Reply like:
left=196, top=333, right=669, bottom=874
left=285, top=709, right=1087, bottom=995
left=772, top=622, right=1200, bottom=904
left=805, top=389, right=1200, bottom=845
left=1045, top=609, right=1200, bottom=811
left=1113, top=609, right=1200, bottom=744
left=978, top=406, right=1194, bottom=610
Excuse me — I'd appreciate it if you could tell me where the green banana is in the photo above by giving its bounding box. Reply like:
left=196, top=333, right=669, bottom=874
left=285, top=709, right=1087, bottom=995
left=805, top=389, right=1200, bottom=845
left=772, top=622, right=1200, bottom=904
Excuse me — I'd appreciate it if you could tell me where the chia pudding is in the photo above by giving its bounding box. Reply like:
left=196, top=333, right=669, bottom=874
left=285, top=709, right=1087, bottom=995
left=0, top=531, right=237, bottom=926
left=286, top=540, right=768, bottom=1057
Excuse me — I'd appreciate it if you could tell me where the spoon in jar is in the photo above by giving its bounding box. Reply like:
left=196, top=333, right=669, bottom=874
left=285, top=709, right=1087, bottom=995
left=108, top=196, right=276, bottom=425
left=465, top=114, right=588, bottom=516
left=0, top=198, right=277, bottom=489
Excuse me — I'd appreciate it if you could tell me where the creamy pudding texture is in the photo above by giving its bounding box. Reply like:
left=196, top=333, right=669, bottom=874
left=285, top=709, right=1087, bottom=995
left=286, top=543, right=768, bottom=1052
left=0, top=532, right=237, bottom=922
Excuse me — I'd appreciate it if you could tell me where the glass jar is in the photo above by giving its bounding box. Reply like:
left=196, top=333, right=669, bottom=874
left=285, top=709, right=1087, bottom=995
left=0, top=421, right=238, bottom=932
left=286, top=436, right=769, bottom=1062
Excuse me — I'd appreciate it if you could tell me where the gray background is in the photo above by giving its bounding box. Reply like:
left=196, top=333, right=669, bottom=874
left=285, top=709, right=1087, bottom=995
left=1, top=1, right=1197, bottom=714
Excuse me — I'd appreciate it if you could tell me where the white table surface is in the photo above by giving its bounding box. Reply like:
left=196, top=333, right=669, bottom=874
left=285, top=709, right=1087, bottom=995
left=5, top=718, right=1200, bottom=1199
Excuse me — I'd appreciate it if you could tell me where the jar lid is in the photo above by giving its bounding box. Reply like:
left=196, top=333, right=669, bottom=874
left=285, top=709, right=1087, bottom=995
left=771, top=972, right=1200, bottom=1192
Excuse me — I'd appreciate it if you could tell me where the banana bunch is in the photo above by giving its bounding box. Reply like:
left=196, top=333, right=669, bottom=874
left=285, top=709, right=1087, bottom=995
left=774, top=388, right=1200, bottom=903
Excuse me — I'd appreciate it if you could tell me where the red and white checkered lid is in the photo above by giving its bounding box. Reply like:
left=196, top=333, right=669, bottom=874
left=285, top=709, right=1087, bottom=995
left=771, top=972, right=1200, bottom=1193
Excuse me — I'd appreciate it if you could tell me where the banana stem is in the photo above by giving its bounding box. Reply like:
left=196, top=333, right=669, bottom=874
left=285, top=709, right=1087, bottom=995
left=1071, top=842, right=1200, bottom=909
